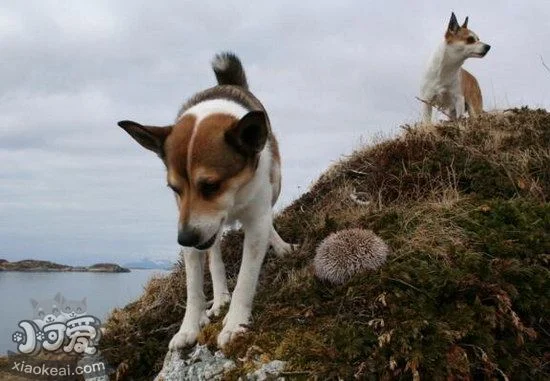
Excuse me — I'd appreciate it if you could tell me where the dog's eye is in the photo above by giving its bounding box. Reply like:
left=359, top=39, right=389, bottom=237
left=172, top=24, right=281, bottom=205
left=466, top=36, right=476, bottom=44
left=199, top=181, right=221, bottom=198
left=167, top=184, right=182, bottom=195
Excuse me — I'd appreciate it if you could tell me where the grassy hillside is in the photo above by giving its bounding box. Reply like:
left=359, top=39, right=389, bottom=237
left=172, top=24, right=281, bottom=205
left=101, top=108, right=550, bottom=380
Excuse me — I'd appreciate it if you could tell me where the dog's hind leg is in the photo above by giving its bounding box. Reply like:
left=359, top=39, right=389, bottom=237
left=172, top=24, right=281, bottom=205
left=168, top=248, right=209, bottom=350
left=465, top=100, right=482, bottom=118
left=270, top=225, right=295, bottom=257
left=207, top=238, right=231, bottom=318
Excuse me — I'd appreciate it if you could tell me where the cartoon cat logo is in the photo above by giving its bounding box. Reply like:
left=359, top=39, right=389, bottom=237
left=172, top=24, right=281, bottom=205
left=30, top=292, right=65, bottom=329
left=61, top=296, right=87, bottom=319
left=13, top=292, right=102, bottom=356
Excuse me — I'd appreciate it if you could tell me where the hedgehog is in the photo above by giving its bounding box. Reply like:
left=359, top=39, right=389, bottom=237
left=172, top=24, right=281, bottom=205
left=313, top=228, right=389, bottom=284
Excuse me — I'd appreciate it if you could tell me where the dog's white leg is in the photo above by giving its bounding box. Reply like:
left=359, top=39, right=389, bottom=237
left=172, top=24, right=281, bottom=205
left=422, top=102, right=433, bottom=124
left=207, top=238, right=231, bottom=318
left=455, top=95, right=465, bottom=120
left=168, top=248, right=209, bottom=350
left=217, top=213, right=271, bottom=348
left=270, top=225, right=294, bottom=257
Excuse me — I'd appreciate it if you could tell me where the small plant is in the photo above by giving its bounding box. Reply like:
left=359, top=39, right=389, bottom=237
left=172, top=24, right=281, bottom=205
left=314, top=228, right=389, bottom=284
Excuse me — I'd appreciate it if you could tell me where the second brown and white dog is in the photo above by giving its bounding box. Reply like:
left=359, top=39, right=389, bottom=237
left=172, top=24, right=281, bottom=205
left=420, top=12, right=491, bottom=123
left=117, top=52, right=293, bottom=349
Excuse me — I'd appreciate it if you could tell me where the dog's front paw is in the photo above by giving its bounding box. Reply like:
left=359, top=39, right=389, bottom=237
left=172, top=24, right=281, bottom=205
left=168, top=314, right=210, bottom=350
left=207, top=293, right=231, bottom=318
left=217, top=323, right=248, bottom=348
left=168, top=328, right=199, bottom=350
left=218, top=311, right=251, bottom=348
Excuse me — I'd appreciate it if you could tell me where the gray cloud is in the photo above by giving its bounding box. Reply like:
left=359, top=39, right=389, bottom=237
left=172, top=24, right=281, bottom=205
left=1, top=0, right=549, bottom=265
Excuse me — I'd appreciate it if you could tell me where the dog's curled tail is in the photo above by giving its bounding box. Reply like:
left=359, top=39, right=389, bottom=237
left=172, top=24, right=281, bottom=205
left=212, top=52, right=249, bottom=89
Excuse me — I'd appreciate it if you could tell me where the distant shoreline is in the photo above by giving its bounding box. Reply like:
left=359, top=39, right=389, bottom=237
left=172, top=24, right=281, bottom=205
left=0, top=259, right=130, bottom=273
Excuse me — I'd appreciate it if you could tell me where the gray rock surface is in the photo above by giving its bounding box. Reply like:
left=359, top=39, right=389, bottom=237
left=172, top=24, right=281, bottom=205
left=246, top=360, right=286, bottom=380
left=154, top=345, right=287, bottom=381
left=155, top=345, right=235, bottom=381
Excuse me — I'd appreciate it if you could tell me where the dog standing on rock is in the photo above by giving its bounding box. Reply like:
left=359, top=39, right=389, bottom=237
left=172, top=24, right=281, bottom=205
left=117, top=52, right=294, bottom=349
left=420, top=12, right=491, bottom=123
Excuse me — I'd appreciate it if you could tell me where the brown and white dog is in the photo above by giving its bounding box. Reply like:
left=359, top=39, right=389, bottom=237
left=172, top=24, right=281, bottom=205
left=117, top=52, right=293, bottom=349
left=420, top=12, right=491, bottom=123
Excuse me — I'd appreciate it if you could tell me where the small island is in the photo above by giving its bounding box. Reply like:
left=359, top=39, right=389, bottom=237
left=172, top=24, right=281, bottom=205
left=0, top=259, right=130, bottom=273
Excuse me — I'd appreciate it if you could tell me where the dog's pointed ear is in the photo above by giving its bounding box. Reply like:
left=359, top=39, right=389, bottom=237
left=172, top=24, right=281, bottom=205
left=462, top=16, right=469, bottom=28
left=448, top=12, right=460, bottom=33
left=118, top=120, right=172, bottom=157
left=225, top=111, right=268, bottom=157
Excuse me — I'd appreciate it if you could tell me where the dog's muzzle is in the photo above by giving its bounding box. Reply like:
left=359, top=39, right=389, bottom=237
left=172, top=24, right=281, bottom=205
left=177, top=228, right=201, bottom=247
left=481, top=44, right=491, bottom=56
left=177, top=227, right=217, bottom=250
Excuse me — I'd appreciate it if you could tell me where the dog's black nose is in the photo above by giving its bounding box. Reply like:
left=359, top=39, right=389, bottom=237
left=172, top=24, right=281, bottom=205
left=484, top=44, right=491, bottom=53
left=177, top=228, right=200, bottom=247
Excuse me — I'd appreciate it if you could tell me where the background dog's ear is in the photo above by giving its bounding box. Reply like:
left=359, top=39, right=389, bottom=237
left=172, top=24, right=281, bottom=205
left=448, top=12, right=460, bottom=33
left=462, top=16, right=469, bottom=29
left=118, top=120, right=172, bottom=157
left=225, top=111, right=268, bottom=157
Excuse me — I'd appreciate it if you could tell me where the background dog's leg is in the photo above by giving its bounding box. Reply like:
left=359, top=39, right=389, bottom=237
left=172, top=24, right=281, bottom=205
left=270, top=225, right=294, bottom=257
left=207, top=238, right=231, bottom=318
left=168, top=248, right=209, bottom=350
left=455, top=95, right=465, bottom=120
left=466, top=101, right=480, bottom=118
left=422, top=102, right=433, bottom=124
left=217, top=213, right=271, bottom=348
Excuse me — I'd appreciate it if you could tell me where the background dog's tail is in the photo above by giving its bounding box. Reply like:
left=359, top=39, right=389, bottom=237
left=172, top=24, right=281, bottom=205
left=212, top=52, right=249, bottom=89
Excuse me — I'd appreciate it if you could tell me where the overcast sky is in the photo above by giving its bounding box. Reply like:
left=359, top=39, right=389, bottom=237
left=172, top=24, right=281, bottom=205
left=1, top=1, right=549, bottom=265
